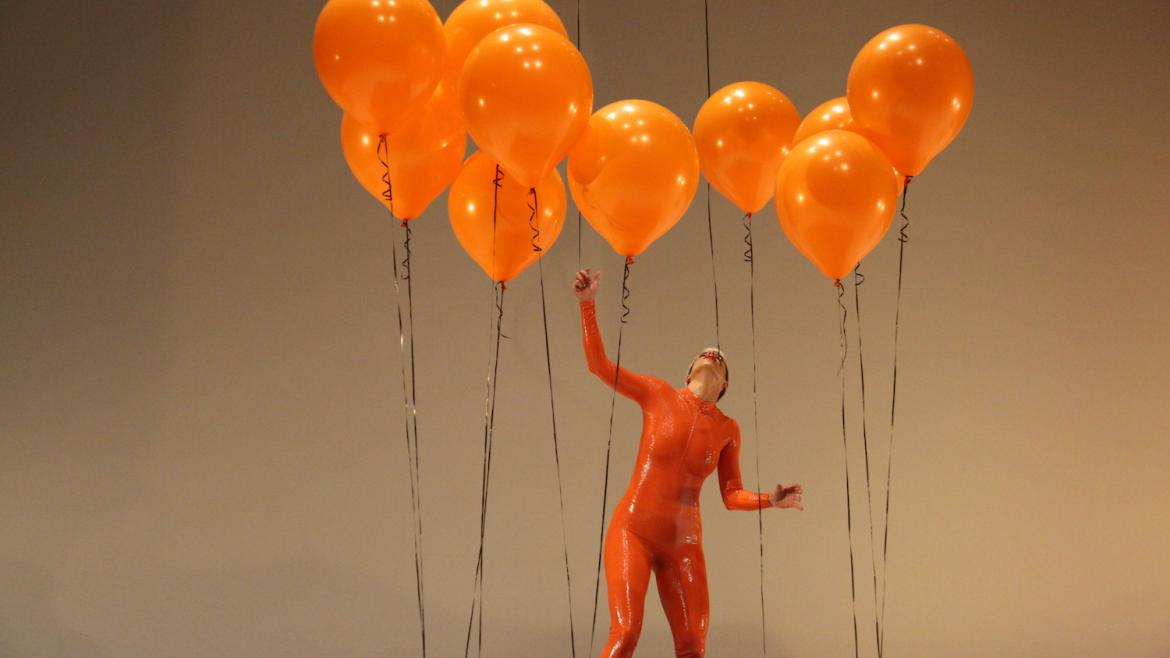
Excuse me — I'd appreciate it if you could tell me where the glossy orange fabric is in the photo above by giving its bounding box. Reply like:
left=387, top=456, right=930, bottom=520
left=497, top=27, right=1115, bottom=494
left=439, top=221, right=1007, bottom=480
left=581, top=301, right=766, bottom=657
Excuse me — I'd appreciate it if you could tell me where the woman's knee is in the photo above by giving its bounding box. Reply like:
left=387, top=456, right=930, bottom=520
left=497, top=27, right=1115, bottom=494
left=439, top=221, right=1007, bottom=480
left=672, top=630, right=705, bottom=658
left=604, top=622, right=642, bottom=658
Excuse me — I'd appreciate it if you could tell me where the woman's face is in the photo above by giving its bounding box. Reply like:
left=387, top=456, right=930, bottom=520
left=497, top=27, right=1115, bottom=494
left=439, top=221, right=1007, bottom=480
left=688, top=349, right=727, bottom=384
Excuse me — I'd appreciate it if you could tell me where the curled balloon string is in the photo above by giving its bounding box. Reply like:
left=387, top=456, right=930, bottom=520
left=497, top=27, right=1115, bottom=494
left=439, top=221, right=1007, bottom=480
left=537, top=252, right=578, bottom=657
left=837, top=282, right=861, bottom=658
left=880, top=176, right=912, bottom=655
left=744, top=211, right=768, bottom=656
left=465, top=162, right=509, bottom=656
left=403, top=224, right=421, bottom=486
left=465, top=282, right=507, bottom=658
left=490, top=163, right=502, bottom=275
left=401, top=221, right=412, bottom=281
left=742, top=212, right=754, bottom=263
left=401, top=224, right=424, bottom=601
left=836, top=280, right=848, bottom=376
left=488, top=164, right=512, bottom=340
left=853, top=265, right=883, bottom=658
left=898, top=177, right=913, bottom=244
left=528, top=188, right=542, bottom=253
left=377, top=133, right=395, bottom=211
left=620, top=258, right=633, bottom=324
left=588, top=261, right=633, bottom=657
left=390, top=233, right=426, bottom=657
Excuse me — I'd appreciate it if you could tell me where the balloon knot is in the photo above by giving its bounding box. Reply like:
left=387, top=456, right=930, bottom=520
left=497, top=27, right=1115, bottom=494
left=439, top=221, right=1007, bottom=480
left=905, top=175, right=914, bottom=186
left=834, top=279, right=843, bottom=289
left=400, top=220, right=409, bottom=228
left=625, top=256, right=635, bottom=266
left=499, top=281, right=507, bottom=291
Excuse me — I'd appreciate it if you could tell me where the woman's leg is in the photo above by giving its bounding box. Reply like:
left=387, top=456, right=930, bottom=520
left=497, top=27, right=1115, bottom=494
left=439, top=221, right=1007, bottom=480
left=600, top=524, right=654, bottom=658
left=654, top=542, right=710, bottom=658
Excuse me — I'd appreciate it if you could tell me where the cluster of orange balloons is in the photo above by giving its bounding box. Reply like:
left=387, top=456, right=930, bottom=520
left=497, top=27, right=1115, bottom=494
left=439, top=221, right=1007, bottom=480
left=314, top=0, right=707, bottom=283
left=692, top=26, right=972, bottom=282
left=315, top=3, right=973, bottom=284
left=774, top=24, right=974, bottom=281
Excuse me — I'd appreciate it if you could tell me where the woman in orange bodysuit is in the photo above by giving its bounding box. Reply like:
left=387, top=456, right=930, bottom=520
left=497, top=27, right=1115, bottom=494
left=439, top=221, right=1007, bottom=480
left=574, top=267, right=805, bottom=658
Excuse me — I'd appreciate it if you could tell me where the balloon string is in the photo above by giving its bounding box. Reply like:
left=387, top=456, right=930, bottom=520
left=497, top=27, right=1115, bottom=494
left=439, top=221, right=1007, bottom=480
left=705, top=190, right=721, bottom=350
left=401, top=221, right=412, bottom=280
left=575, top=0, right=583, bottom=271
left=404, top=222, right=426, bottom=656
left=491, top=165, right=511, bottom=339
left=879, top=176, right=911, bottom=655
left=701, top=0, right=720, bottom=350
left=838, top=281, right=860, bottom=658
left=854, top=265, right=883, bottom=658
left=464, top=163, right=508, bottom=658
left=377, top=133, right=395, bottom=215
left=528, top=188, right=542, bottom=252
left=383, top=136, right=424, bottom=656
left=403, top=222, right=422, bottom=557
left=389, top=231, right=425, bottom=657
left=535, top=249, right=577, bottom=650
left=535, top=187, right=575, bottom=650
left=744, top=213, right=767, bottom=656
left=588, top=258, right=632, bottom=657
left=703, top=0, right=712, bottom=96
left=835, top=279, right=848, bottom=376
left=743, top=212, right=754, bottom=264
left=464, top=282, right=506, bottom=658
left=620, top=256, right=633, bottom=324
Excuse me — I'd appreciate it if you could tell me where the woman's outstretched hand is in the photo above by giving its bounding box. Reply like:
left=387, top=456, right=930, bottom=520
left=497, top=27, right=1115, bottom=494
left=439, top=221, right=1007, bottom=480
left=770, top=483, right=804, bottom=510
left=574, top=267, right=601, bottom=303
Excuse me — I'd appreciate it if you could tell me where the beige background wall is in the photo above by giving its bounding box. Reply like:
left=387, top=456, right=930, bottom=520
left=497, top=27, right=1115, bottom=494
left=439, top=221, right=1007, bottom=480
left=2, top=0, right=1169, bottom=656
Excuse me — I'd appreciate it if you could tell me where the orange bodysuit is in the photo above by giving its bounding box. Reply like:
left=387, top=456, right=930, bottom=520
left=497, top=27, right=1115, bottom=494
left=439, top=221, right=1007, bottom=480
left=581, top=300, right=769, bottom=658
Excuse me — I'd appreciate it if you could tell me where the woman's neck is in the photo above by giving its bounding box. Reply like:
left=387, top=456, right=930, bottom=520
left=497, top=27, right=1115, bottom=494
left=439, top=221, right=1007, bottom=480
left=686, top=373, right=722, bottom=404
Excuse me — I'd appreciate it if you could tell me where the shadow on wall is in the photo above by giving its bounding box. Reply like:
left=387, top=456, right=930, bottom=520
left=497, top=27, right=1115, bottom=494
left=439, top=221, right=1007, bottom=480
left=1, top=0, right=192, bottom=655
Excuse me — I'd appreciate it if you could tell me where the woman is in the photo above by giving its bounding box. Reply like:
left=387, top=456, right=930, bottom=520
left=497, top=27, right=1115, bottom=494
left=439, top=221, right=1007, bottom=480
left=574, top=267, right=804, bottom=658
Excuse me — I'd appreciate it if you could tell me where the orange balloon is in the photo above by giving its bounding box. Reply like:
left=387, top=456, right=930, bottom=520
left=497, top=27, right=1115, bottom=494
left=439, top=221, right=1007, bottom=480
left=443, top=0, right=567, bottom=93
left=792, top=97, right=853, bottom=146
left=340, top=84, right=466, bottom=222
left=847, top=24, right=974, bottom=176
left=775, top=130, right=900, bottom=281
left=693, top=82, right=800, bottom=215
left=794, top=97, right=907, bottom=195
left=448, top=151, right=566, bottom=282
left=459, top=24, right=592, bottom=188
left=569, top=100, right=700, bottom=258
left=313, top=0, right=445, bottom=135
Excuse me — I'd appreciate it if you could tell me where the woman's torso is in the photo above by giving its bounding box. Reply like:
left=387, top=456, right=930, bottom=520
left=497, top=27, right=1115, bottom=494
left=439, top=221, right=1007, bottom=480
left=612, top=385, right=734, bottom=551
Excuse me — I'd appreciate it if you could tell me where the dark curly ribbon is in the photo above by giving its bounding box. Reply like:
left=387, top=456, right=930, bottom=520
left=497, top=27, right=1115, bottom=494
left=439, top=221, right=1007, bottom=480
left=383, top=137, right=425, bottom=657
left=837, top=280, right=860, bottom=658
left=588, top=258, right=633, bottom=657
